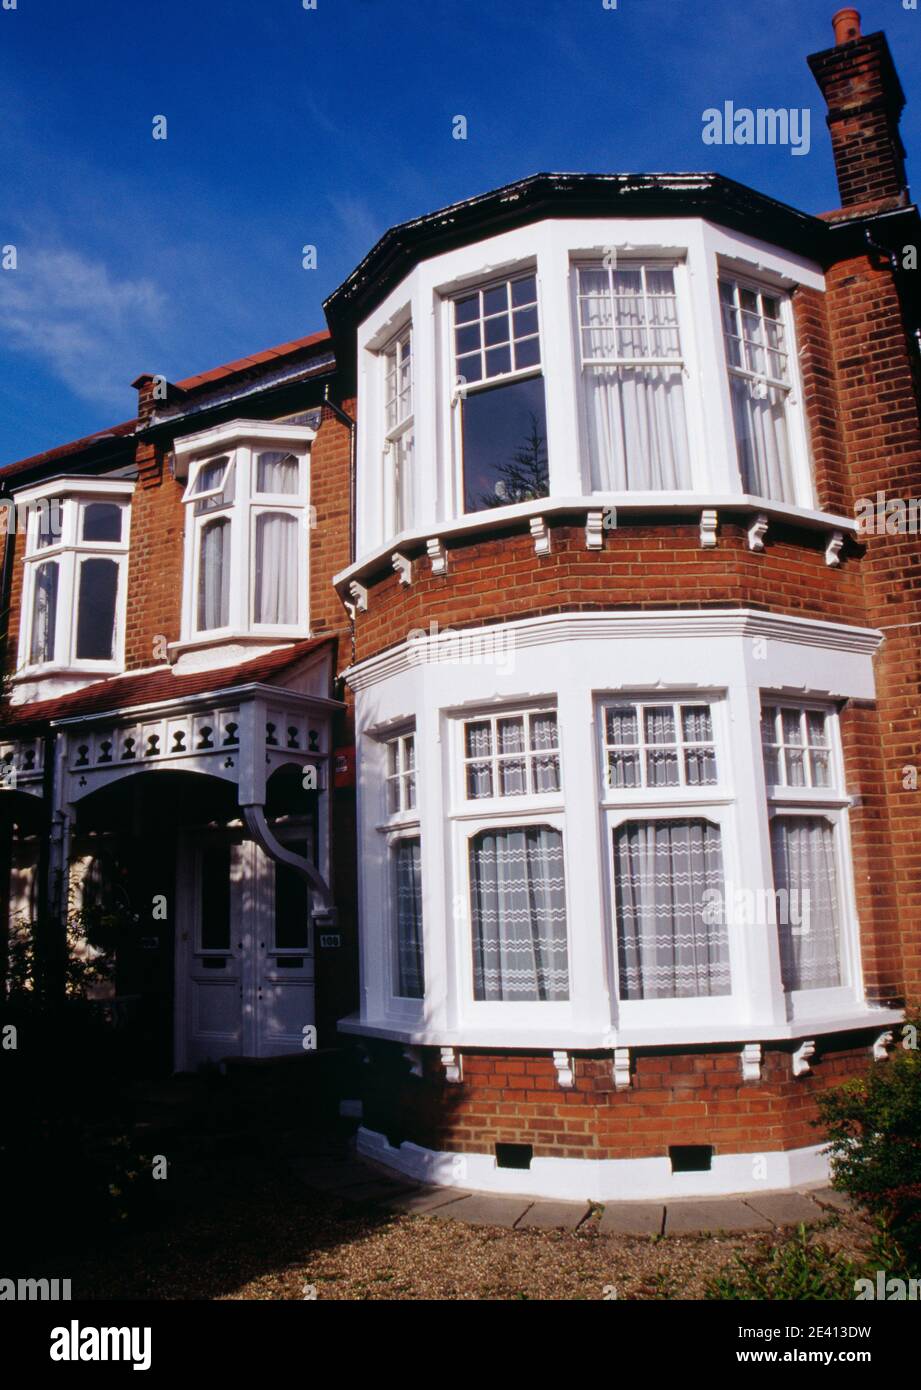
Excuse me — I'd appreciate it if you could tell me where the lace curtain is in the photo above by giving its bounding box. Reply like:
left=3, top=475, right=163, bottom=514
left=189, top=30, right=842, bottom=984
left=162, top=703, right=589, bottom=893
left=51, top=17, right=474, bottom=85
left=470, top=825, right=569, bottom=1001
left=394, top=838, right=424, bottom=999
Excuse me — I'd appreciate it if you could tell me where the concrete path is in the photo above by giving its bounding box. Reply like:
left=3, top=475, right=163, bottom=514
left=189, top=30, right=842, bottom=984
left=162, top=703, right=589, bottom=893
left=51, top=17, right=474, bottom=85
left=288, top=1151, right=849, bottom=1235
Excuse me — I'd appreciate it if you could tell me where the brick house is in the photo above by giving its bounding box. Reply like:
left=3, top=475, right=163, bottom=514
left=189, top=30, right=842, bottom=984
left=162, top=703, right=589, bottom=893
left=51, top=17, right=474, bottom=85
left=1, top=11, right=919, bottom=1198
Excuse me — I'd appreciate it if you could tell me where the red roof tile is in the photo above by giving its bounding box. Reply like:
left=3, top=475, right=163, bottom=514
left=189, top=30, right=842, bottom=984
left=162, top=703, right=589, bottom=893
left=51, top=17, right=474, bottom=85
left=1, top=638, right=335, bottom=732
left=175, top=329, right=332, bottom=392
left=1, top=420, right=137, bottom=482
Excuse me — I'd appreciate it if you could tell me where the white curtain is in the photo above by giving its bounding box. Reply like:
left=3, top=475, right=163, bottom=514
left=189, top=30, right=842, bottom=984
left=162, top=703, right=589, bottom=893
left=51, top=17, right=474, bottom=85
left=30, top=560, right=58, bottom=663
left=256, top=452, right=299, bottom=494
left=770, top=816, right=842, bottom=991
left=394, top=838, right=424, bottom=999
left=729, top=377, right=795, bottom=501
left=255, top=513, right=298, bottom=624
left=197, top=519, right=230, bottom=630
left=470, top=826, right=569, bottom=1001
left=585, top=366, right=691, bottom=491
left=614, top=819, right=729, bottom=1000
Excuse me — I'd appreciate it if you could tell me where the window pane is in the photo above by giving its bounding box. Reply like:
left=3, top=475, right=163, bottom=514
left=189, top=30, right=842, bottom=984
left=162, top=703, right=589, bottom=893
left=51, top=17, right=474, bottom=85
left=583, top=364, right=690, bottom=490
left=470, top=825, right=569, bottom=1001
left=200, top=845, right=231, bottom=951
left=394, top=838, right=424, bottom=999
left=462, top=376, right=549, bottom=512
left=606, top=705, right=638, bottom=745
left=75, top=558, right=118, bottom=660
left=81, top=502, right=122, bottom=543
left=614, top=819, right=729, bottom=999
left=465, top=721, right=492, bottom=759
left=198, top=518, right=230, bottom=630
left=255, top=512, right=298, bottom=625
left=193, top=457, right=229, bottom=494
left=29, top=560, right=58, bottom=664
left=727, top=362, right=795, bottom=502
left=256, top=452, right=299, bottom=494
left=275, top=852, right=310, bottom=949
left=771, top=816, right=842, bottom=991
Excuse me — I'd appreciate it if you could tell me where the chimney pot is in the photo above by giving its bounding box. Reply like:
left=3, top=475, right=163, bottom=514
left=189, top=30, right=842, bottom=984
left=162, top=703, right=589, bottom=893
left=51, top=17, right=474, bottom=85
left=832, top=8, right=861, bottom=45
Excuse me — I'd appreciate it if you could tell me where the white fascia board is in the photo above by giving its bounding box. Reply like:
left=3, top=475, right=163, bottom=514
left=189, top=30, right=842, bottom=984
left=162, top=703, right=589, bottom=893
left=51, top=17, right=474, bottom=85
left=172, top=417, right=316, bottom=462
left=10, top=477, right=136, bottom=504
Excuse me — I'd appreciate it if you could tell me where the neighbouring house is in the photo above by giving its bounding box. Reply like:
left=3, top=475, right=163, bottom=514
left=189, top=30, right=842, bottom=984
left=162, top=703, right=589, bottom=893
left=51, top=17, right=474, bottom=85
left=1, top=11, right=919, bottom=1200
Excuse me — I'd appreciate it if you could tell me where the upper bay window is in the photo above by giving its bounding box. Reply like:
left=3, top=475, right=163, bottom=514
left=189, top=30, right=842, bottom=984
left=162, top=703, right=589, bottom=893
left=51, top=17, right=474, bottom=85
left=719, top=278, right=797, bottom=503
left=174, top=421, right=314, bottom=652
left=451, top=272, right=548, bottom=514
left=17, top=482, right=133, bottom=676
left=577, top=262, right=691, bottom=491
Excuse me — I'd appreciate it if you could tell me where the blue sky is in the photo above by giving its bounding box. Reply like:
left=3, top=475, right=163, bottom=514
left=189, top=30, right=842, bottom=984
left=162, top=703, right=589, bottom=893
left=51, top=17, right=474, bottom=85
left=0, top=0, right=918, bottom=464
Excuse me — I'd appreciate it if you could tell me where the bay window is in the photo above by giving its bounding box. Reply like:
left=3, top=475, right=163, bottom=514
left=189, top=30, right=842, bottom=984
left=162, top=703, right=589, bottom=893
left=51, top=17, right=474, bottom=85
left=719, top=278, right=797, bottom=502
left=762, top=702, right=847, bottom=994
left=577, top=262, right=692, bottom=491
left=452, top=273, right=549, bottom=513
left=176, top=423, right=313, bottom=650
left=17, top=482, right=132, bottom=675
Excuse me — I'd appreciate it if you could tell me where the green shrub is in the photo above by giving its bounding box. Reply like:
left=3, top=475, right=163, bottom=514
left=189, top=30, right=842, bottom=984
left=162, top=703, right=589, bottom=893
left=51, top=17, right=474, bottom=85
left=705, top=1225, right=861, bottom=1300
left=817, top=1016, right=921, bottom=1269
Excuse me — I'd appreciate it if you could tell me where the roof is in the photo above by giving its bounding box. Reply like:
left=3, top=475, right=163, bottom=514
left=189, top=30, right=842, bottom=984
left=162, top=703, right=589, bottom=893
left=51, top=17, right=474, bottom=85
left=1, top=638, right=335, bottom=733
left=324, top=171, right=832, bottom=339
left=1, top=330, right=334, bottom=484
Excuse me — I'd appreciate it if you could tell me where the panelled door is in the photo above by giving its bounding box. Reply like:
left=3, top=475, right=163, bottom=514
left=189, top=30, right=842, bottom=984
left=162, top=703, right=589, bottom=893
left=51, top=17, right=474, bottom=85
left=175, top=822, right=315, bottom=1070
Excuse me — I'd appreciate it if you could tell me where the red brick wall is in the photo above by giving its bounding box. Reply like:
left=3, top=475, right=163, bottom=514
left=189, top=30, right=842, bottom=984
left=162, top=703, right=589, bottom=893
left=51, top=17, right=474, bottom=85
left=123, top=441, right=184, bottom=671
left=361, top=1037, right=876, bottom=1161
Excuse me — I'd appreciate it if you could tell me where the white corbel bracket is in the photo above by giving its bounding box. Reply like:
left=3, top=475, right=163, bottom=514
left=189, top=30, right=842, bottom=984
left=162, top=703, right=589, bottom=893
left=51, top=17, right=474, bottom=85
left=792, top=1039, right=816, bottom=1078
left=530, top=516, right=551, bottom=556
left=872, top=1030, right=893, bottom=1061
left=825, top=531, right=844, bottom=568
left=403, top=1046, right=424, bottom=1078
left=427, top=537, right=448, bottom=575
left=440, top=1047, right=463, bottom=1084
left=391, top=552, right=412, bottom=586
left=747, top=514, right=769, bottom=552
left=613, top=1047, right=631, bottom=1090
left=741, top=1042, right=763, bottom=1083
left=348, top=580, right=368, bottom=612
left=585, top=510, right=605, bottom=550
left=552, top=1050, right=574, bottom=1089
left=700, top=508, right=719, bottom=548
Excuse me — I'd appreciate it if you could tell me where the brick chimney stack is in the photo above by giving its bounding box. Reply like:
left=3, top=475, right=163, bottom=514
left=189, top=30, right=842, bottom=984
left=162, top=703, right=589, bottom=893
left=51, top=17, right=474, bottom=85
left=808, top=9, right=910, bottom=211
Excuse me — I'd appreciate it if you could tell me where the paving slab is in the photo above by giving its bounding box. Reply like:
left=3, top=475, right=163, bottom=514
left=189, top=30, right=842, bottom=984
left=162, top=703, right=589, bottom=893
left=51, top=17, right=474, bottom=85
left=382, top=1186, right=475, bottom=1215
left=516, top=1201, right=591, bottom=1230
left=665, top=1199, right=773, bottom=1235
left=433, top=1194, right=533, bottom=1227
left=598, top=1203, right=665, bottom=1237
left=811, top=1187, right=854, bottom=1214
left=744, top=1192, right=825, bottom=1227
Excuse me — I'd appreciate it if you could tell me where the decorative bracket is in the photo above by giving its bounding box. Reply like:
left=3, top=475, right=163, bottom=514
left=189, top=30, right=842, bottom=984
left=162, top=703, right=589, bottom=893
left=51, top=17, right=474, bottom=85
left=747, top=514, right=769, bottom=552
left=585, top=510, right=605, bottom=550
left=613, top=1047, right=631, bottom=1090
left=391, top=552, right=412, bottom=586
left=530, top=516, right=551, bottom=556
left=552, top=1050, right=574, bottom=1089
left=402, top=1046, right=424, bottom=1078
left=426, top=537, right=448, bottom=576
left=700, top=508, right=719, bottom=548
left=872, top=1030, right=893, bottom=1062
left=741, top=1042, right=763, bottom=1083
left=440, top=1046, right=463, bottom=1084
left=825, top=531, right=844, bottom=568
left=348, top=580, right=368, bottom=612
left=792, top=1039, right=816, bottom=1078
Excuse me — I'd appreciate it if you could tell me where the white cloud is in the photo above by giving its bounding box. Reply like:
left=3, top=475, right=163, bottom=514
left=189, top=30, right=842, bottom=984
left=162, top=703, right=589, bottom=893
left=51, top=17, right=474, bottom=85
left=0, top=248, right=166, bottom=410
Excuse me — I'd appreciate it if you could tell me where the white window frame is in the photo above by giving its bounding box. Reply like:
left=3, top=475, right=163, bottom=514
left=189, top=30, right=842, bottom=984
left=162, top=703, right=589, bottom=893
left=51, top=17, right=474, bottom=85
left=599, top=696, right=720, bottom=797
left=717, top=270, right=814, bottom=507
left=381, top=324, right=415, bottom=536
left=460, top=705, right=561, bottom=807
left=449, top=704, right=571, bottom=1022
left=16, top=479, right=134, bottom=677
left=176, top=426, right=313, bottom=647
left=374, top=724, right=424, bottom=1018
left=761, top=697, right=860, bottom=1016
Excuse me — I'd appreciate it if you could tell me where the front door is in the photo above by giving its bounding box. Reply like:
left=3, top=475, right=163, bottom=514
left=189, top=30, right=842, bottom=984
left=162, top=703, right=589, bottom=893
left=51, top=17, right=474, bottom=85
left=176, top=824, right=315, bottom=1070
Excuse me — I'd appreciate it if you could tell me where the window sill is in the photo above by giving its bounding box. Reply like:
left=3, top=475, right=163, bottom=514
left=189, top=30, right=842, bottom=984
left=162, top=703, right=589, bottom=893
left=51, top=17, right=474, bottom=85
left=338, top=493, right=857, bottom=592
left=169, top=632, right=306, bottom=674
left=338, top=1005, right=903, bottom=1050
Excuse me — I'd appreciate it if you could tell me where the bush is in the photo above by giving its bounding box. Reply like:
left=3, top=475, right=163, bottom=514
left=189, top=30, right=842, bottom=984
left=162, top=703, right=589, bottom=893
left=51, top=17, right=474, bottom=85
left=705, top=1225, right=861, bottom=1300
left=817, top=1016, right=921, bottom=1269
